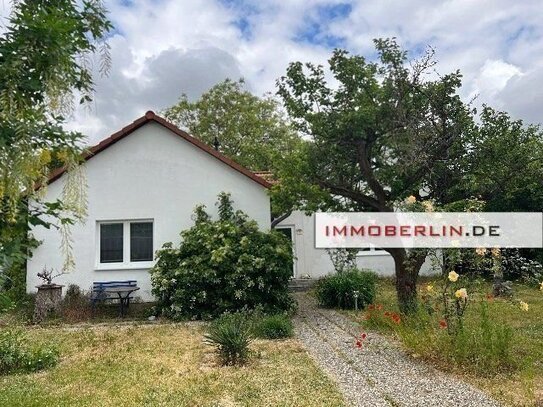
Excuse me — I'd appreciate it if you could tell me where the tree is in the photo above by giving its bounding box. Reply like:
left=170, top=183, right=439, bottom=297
left=0, top=1, right=112, bottom=276
left=439, top=106, right=543, bottom=286
left=463, top=107, right=543, bottom=211
left=163, top=79, right=301, bottom=171
left=276, top=39, right=474, bottom=313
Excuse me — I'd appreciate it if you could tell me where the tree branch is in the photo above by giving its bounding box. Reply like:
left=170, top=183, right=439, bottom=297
left=355, top=139, right=388, bottom=205
left=317, top=180, right=389, bottom=211
left=271, top=211, right=292, bottom=228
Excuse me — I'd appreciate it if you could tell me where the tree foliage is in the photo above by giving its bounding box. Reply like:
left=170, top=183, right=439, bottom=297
left=163, top=79, right=301, bottom=171
left=0, top=0, right=112, bottom=272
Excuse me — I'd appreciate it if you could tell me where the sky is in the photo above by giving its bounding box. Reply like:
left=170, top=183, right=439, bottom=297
left=4, top=0, right=543, bottom=144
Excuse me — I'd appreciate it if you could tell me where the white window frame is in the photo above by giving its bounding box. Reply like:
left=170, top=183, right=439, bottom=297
left=357, top=245, right=387, bottom=257
left=95, top=219, right=155, bottom=270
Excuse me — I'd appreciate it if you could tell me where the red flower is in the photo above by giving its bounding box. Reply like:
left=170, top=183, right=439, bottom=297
left=384, top=311, right=390, bottom=317
left=368, top=304, right=375, bottom=311
left=486, top=293, right=494, bottom=302
left=360, top=333, right=367, bottom=340
left=391, top=314, right=401, bottom=324
left=439, top=319, right=447, bottom=329
left=355, top=340, right=362, bottom=348
left=376, top=304, right=383, bottom=310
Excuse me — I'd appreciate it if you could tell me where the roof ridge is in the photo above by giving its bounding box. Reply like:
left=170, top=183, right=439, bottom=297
left=45, top=111, right=272, bottom=189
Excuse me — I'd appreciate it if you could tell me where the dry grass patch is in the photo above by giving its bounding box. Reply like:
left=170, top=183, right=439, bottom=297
left=0, top=323, right=345, bottom=407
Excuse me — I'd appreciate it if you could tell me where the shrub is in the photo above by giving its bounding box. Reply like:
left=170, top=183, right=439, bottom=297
left=501, top=249, right=543, bottom=287
left=204, top=312, right=253, bottom=366
left=0, top=328, right=59, bottom=375
left=315, top=269, right=377, bottom=309
left=253, top=314, right=293, bottom=339
left=1, top=261, right=27, bottom=305
left=150, top=193, right=295, bottom=319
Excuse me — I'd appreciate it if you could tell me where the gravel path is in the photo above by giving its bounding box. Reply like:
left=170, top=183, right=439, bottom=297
left=294, top=293, right=501, bottom=407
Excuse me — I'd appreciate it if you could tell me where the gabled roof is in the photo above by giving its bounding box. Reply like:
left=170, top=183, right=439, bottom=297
left=253, top=171, right=279, bottom=185
left=47, top=111, right=272, bottom=189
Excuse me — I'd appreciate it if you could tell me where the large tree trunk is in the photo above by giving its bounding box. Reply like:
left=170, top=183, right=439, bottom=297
left=388, top=248, right=427, bottom=314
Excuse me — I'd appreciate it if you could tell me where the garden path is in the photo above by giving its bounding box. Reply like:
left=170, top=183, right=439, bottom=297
left=293, top=293, right=501, bottom=407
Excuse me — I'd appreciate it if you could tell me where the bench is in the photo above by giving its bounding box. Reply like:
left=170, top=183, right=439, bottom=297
left=91, top=280, right=138, bottom=307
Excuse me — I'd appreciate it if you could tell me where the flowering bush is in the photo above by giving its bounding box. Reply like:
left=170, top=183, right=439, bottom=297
left=501, top=249, right=543, bottom=287
left=150, top=193, right=294, bottom=319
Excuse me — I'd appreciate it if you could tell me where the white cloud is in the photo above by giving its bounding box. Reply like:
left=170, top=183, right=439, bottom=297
left=471, top=59, right=522, bottom=100
left=58, top=0, right=543, bottom=141
left=494, top=66, right=543, bottom=124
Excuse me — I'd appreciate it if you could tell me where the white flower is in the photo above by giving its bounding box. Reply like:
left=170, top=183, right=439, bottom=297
left=448, top=271, right=459, bottom=282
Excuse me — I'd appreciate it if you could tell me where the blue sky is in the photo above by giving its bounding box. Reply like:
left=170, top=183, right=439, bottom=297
left=3, top=0, right=540, bottom=142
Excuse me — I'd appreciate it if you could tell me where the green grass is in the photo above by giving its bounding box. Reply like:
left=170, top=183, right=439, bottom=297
left=0, top=323, right=345, bottom=406
left=346, top=278, right=543, bottom=407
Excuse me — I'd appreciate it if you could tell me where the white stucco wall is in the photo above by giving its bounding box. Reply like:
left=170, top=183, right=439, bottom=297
left=27, top=122, right=271, bottom=301
left=277, top=211, right=437, bottom=278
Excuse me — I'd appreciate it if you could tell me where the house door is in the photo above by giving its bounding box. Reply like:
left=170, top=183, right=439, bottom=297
left=276, top=226, right=296, bottom=278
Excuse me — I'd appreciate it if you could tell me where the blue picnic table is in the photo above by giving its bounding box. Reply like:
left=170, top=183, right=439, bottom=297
left=91, top=281, right=140, bottom=318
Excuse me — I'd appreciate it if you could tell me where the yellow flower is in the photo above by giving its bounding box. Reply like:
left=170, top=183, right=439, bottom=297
left=422, top=201, right=434, bottom=212
left=56, top=149, right=70, bottom=163
left=491, top=247, right=501, bottom=258
left=448, top=271, right=459, bottom=282
left=405, top=195, right=417, bottom=204
left=475, top=247, right=487, bottom=256
left=519, top=301, right=529, bottom=312
left=39, top=149, right=52, bottom=165
left=455, top=288, right=468, bottom=299
left=426, top=284, right=434, bottom=292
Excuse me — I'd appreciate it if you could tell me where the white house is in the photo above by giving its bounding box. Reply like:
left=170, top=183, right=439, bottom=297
left=274, top=211, right=435, bottom=279
left=27, top=112, right=272, bottom=301
left=27, top=112, right=434, bottom=301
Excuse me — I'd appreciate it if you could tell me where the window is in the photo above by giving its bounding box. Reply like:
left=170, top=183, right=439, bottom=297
left=98, top=220, right=153, bottom=267
left=130, top=222, right=153, bottom=262
left=100, top=223, right=124, bottom=263
left=357, top=246, right=386, bottom=256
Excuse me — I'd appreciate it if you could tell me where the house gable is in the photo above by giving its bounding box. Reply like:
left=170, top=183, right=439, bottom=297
left=47, top=111, right=271, bottom=189
left=27, top=113, right=272, bottom=301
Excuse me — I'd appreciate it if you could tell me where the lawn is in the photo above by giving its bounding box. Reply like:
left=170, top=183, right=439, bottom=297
left=347, top=278, right=543, bottom=407
left=0, top=323, right=345, bottom=407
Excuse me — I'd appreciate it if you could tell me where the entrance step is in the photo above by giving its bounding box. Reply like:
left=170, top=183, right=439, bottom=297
left=288, top=278, right=316, bottom=292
